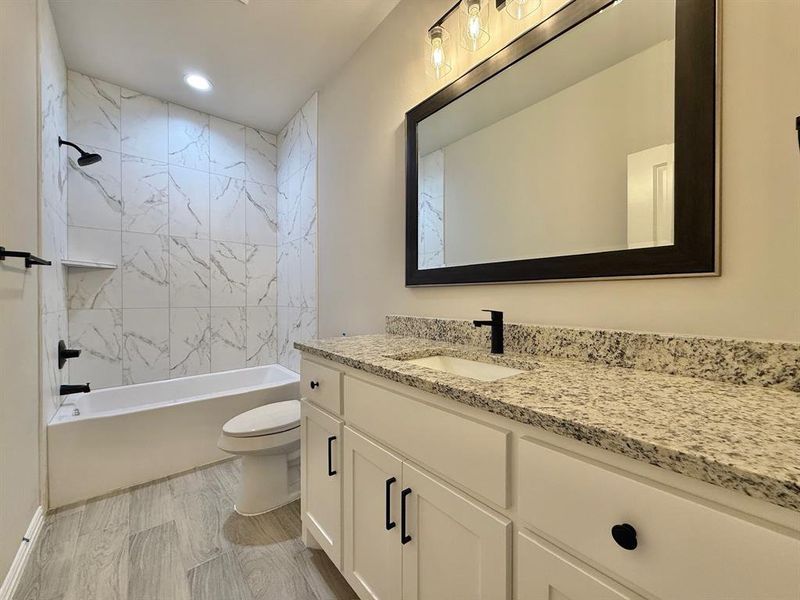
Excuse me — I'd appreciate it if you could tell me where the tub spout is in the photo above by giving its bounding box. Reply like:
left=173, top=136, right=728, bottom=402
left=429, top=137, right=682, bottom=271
left=60, top=383, right=90, bottom=395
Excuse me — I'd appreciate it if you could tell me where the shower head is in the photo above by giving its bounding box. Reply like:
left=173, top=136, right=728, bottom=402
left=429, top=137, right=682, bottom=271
left=58, top=137, right=102, bottom=167
left=77, top=152, right=102, bottom=167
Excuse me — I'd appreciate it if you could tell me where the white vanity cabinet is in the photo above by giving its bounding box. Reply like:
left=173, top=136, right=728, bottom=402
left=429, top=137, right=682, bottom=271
left=342, top=425, right=511, bottom=600
left=300, top=400, right=343, bottom=567
left=300, top=356, right=800, bottom=600
left=343, top=426, right=403, bottom=600
left=400, top=460, right=511, bottom=600
left=517, top=530, right=644, bottom=600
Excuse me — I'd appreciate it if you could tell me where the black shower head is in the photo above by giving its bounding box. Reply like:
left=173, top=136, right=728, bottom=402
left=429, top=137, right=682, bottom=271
left=77, top=152, right=102, bottom=167
left=58, top=136, right=102, bottom=167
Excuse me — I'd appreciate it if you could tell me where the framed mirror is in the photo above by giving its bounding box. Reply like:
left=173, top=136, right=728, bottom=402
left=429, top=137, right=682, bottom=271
left=406, top=0, right=718, bottom=286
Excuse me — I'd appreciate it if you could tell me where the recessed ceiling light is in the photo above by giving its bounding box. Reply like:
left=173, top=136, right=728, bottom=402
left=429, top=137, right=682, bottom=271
left=184, top=73, right=212, bottom=92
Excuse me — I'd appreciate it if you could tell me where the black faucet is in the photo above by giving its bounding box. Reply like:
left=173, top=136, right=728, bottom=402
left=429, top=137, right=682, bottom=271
left=473, top=310, right=504, bottom=354
left=60, top=383, right=90, bottom=396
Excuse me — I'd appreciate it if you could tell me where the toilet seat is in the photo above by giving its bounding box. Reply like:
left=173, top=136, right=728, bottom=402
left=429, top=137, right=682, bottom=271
left=222, top=400, right=300, bottom=438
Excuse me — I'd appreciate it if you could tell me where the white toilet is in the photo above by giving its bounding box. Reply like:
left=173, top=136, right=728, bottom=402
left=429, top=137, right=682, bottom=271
left=217, top=399, right=301, bottom=516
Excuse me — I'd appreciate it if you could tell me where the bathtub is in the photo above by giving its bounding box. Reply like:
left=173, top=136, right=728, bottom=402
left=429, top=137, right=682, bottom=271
left=48, top=364, right=299, bottom=508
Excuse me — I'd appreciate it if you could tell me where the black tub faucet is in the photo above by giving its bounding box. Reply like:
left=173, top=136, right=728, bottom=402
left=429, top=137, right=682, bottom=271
left=473, top=310, right=504, bottom=354
left=60, top=383, right=90, bottom=396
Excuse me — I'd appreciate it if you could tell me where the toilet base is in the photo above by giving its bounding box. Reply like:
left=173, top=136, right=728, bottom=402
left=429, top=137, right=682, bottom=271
left=234, top=453, right=297, bottom=516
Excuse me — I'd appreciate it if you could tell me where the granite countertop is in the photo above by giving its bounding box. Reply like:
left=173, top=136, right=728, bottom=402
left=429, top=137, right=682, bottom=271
left=295, top=334, right=800, bottom=512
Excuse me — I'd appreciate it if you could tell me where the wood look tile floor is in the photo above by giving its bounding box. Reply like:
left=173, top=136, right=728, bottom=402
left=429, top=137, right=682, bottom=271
left=13, top=460, right=356, bottom=600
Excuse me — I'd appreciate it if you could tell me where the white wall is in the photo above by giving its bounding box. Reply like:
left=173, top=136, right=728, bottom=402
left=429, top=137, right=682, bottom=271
left=318, top=0, right=800, bottom=342
left=0, top=0, right=41, bottom=579
left=64, top=73, right=280, bottom=388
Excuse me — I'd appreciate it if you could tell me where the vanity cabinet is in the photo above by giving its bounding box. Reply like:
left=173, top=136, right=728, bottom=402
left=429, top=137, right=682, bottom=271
left=343, top=426, right=403, bottom=600
left=300, top=356, right=800, bottom=600
left=342, top=425, right=511, bottom=600
left=517, top=437, right=800, bottom=600
left=400, top=460, right=511, bottom=600
left=300, top=400, right=343, bottom=567
left=301, top=359, right=343, bottom=415
left=517, top=530, right=643, bottom=600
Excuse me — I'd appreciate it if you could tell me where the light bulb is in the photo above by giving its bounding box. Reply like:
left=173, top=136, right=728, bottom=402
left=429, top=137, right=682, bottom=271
left=431, top=41, right=445, bottom=69
left=428, top=26, right=449, bottom=78
left=467, top=11, right=482, bottom=42
left=460, top=0, right=489, bottom=51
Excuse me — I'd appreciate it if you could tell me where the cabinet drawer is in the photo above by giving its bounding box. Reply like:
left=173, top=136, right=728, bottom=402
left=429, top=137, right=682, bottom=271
left=301, top=358, right=342, bottom=415
left=517, top=529, right=643, bottom=600
left=344, top=376, right=509, bottom=508
left=518, top=437, right=800, bottom=600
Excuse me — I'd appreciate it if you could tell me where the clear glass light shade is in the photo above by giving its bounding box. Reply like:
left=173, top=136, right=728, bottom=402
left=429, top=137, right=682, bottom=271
left=425, top=26, right=453, bottom=80
left=459, top=0, right=490, bottom=51
left=504, top=0, right=542, bottom=20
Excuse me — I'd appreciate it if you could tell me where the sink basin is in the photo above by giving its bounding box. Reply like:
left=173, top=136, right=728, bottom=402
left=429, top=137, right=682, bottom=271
left=404, top=355, right=526, bottom=382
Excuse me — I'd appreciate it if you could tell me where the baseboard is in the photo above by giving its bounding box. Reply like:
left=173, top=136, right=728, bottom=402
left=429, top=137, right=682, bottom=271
left=0, top=506, right=44, bottom=600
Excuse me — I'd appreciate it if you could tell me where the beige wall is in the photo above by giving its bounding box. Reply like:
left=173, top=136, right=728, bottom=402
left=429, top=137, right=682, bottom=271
left=318, top=0, right=800, bottom=343
left=0, top=0, right=42, bottom=579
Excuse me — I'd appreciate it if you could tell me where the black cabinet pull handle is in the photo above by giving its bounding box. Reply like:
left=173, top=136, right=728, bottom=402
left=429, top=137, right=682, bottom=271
left=385, top=477, right=396, bottom=530
left=327, top=436, right=337, bottom=476
left=310, top=380, right=320, bottom=389
left=401, top=487, right=412, bottom=544
left=611, top=523, right=638, bottom=550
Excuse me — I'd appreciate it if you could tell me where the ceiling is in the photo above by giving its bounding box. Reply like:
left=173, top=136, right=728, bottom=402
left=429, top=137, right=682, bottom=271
left=50, top=0, right=401, bottom=133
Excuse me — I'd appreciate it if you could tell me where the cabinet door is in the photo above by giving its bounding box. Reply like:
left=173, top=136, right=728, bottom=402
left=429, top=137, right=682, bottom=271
left=517, top=530, right=643, bottom=600
left=401, top=462, right=511, bottom=600
left=344, top=427, right=403, bottom=600
left=301, top=400, right=343, bottom=567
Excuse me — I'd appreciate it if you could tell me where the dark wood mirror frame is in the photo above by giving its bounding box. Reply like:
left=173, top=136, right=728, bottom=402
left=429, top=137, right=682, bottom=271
left=405, top=0, right=718, bottom=286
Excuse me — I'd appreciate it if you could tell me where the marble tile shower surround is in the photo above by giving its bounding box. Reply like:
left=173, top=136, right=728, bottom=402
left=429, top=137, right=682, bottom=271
left=276, top=94, right=318, bottom=373
left=39, top=2, right=70, bottom=423
left=385, top=315, right=800, bottom=391
left=63, top=70, right=296, bottom=390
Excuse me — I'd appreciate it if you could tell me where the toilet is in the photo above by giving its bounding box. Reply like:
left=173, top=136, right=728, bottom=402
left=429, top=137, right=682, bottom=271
left=217, top=400, right=301, bottom=516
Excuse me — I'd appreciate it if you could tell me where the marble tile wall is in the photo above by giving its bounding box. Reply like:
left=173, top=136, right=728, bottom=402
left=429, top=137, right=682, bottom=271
left=65, top=71, right=279, bottom=389
left=276, top=94, right=318, bottom=372
left=418, top=149, right=445, bottom=269
left=39, top=1, right=70, bottom=423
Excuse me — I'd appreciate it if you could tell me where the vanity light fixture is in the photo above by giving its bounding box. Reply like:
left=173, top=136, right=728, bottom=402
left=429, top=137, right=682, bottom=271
left=426, top=25, right=453, bottom=80
left=502, top=0, right=542, bottom=20
left=184, top=73, right=213, bottom=92
left=459, top=0, right=491, bottom=51
left=425, top=0, right=547, bottom=79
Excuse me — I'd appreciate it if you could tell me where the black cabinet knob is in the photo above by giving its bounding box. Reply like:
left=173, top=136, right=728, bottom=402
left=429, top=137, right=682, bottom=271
left=611, top=523, right=638, bottom=550
left=310, top=380, right=319, bottom=389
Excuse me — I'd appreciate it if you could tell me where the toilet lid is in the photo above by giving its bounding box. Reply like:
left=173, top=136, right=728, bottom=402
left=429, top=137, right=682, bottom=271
left=223, top=400, right=301, bottom=438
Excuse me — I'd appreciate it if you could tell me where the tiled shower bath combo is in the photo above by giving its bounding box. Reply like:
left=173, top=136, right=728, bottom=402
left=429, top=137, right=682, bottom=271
left=41, top=71, right=318, bottom=400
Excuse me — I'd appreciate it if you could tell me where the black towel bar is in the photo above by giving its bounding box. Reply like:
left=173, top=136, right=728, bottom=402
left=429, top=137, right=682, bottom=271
left=0, top=246, right=51, bottom=268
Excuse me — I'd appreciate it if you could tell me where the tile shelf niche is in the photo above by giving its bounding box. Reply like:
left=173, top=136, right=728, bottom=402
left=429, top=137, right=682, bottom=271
left=61, top=258, right=118, bottom=269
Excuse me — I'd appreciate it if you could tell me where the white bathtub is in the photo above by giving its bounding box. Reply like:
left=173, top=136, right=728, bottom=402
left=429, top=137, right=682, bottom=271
left=48, top=365, right=299, bottom=508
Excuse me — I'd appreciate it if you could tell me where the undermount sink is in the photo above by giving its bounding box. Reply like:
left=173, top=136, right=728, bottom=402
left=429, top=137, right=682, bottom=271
left=404, top=355, right=526, bottom=382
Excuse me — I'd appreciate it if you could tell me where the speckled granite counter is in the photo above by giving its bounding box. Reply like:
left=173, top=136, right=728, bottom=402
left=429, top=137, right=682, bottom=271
left=295, top=334, right=800, bottom=512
